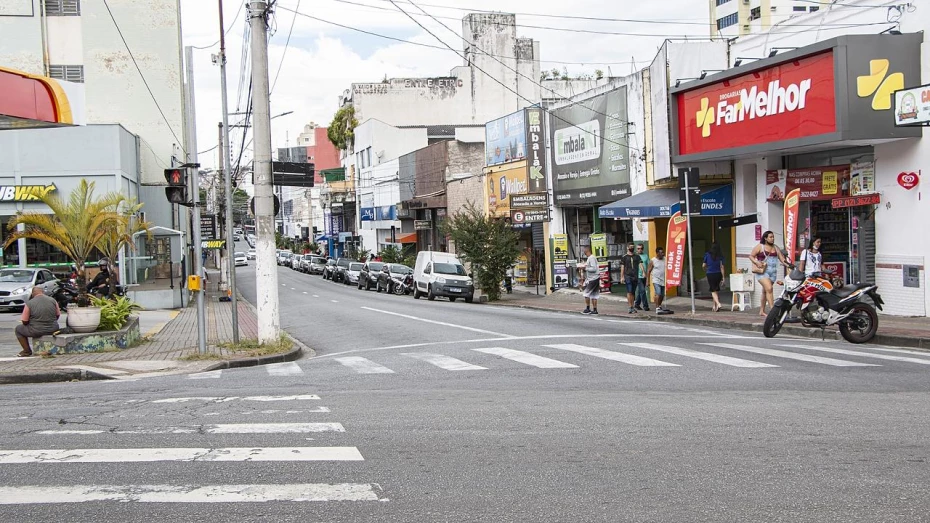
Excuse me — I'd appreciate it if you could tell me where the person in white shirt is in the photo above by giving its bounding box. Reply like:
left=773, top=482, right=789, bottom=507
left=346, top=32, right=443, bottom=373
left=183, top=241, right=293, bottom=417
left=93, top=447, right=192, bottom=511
left=579, top=245, right=600, bottom=315
left=646, top=247, right=671, bottom=314
left=799, top=237, right=823, bottom=276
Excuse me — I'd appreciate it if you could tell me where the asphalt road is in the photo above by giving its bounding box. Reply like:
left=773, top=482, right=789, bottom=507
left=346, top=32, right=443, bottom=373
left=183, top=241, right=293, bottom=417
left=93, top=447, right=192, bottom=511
left=0, top=250, right=929, bottom=522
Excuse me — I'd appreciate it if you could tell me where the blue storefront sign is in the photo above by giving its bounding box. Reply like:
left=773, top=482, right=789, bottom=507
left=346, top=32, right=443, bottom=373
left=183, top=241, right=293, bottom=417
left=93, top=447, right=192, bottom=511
left=361, top=205, right=397, bottom=221
left=699, top=185, right=733, bottom=216
left=360, top=207, right=375, bottom=221
left=598, top=185, right=733, bottom=218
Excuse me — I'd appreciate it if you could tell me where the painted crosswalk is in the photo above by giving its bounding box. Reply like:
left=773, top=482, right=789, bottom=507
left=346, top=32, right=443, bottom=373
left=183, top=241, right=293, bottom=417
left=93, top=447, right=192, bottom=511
left=701, top=343, right=880, bottom=367
left=545, top=343, right=680, bottom=366
left=619, top=343, right=778, bottom=368
left=266, top=362, right=304, bottom=376
left=777, top=344, right=930, bottom=365
left=472, top=347, right=579, bottom=369
left=0, top=447, right=364, bottom=463
left=401, top=352, right=487, bottom=371
left=335, top=356, right=395, bottom=374
left=36, top=423, right=346, bottom=435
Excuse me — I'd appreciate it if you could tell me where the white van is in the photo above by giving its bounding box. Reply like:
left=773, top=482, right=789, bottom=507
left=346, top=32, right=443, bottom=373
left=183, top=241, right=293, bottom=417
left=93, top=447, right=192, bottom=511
left=413, top=251, right=474, bottom=303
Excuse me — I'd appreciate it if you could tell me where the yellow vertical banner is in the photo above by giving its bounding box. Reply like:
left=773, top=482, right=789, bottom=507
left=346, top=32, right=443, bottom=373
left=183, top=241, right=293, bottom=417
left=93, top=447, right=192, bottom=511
left=590, top=233, right=609, bottom=291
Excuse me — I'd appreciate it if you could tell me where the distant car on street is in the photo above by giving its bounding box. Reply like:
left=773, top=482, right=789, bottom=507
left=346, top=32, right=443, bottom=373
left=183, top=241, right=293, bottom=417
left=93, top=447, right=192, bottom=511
left=246, top=249, right=256, bottom=260
left=234, top=252, right=248, bottom=267
left=344, top=262, right=364, bottom=285
left=0, top=268, right=59, bottom=312
left=357, top=261, right=384, bottom=290
left=332, top=258, right=351, bottom=283
left=376, top=263, right=413, bottom=293
left=307, top=256, right=327, bottom=275
left=322, top=259, right=337, bottom=280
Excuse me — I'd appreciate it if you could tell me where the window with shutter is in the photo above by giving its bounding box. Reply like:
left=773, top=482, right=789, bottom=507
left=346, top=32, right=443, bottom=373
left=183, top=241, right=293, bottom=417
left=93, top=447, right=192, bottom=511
left=45, top=0, right=81, bottom=16
left=48, top=65, right=84, bottom=83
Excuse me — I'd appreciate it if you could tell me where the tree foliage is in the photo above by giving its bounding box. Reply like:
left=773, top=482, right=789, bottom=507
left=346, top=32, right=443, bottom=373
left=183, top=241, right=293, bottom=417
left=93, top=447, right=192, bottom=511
left=440, top=201, right=520, bottom=301
left=327, top=105, right=358, bottom=150
left=97, top=197, right=153, bottom=296
left=378, top=245, right=404, bottom=263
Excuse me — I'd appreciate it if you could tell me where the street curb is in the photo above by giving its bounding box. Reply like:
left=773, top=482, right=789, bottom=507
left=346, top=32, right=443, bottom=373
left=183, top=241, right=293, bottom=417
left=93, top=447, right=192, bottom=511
left=201, top=345, right=304, bottom=372
left=0, top=368, right=113, bottom=385
left=490, top=301, right=930, bottom=351
left=232, top=290, right=318, bottom=360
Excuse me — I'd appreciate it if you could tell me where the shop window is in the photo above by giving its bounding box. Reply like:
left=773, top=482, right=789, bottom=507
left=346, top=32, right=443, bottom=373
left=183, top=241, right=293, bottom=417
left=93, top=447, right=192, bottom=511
left=45, top=0, right=81, bottom=15
left=49, top=64, right=84, bottom=83
left=787, top=147, right=873, bottom=170
left=793, top=6, right=807, bottom=11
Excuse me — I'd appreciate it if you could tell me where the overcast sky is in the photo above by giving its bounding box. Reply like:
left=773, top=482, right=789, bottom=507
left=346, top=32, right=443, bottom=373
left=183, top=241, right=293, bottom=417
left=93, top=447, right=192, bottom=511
left=179, top=0, right=712, bottom=172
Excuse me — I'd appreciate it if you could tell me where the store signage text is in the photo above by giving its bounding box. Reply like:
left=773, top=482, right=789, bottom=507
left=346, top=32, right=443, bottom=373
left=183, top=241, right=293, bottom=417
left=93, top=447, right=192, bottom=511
left=897, top=171, right=919, bottom=190
left=0, top=184, right=57, bottom=202
left=414, top=220, right=432, bottom=230
left=831, top=194, right=881, bottom=209
left=525, top=108, right=548, bottom=192
left=511, top=208, right=549, bottom=224
left=677, top=51, right=836, bottom=157
left=510, top=193, right=548, bottom=209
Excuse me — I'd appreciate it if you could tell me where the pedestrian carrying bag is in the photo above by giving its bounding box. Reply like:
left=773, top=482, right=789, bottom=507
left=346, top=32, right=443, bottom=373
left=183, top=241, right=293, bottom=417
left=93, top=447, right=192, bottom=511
left=751, top=263, right=765, bottom=275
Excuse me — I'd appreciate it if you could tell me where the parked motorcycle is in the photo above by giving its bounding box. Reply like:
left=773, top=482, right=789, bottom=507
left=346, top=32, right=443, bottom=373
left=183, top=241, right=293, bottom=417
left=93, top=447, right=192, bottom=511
left=52, top=280, right=80, bottom=311
left=763, top=264, right=884, bottom=343
left=392, top=273, right=413, bottom=296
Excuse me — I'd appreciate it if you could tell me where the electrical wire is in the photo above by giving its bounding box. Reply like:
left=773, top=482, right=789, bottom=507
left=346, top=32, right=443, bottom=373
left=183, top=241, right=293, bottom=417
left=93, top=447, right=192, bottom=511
left=190, top=0, right=246, bottom=49
left=101, top=0, right=186, bottom=157
left=270, top=0, right=300, bottom=94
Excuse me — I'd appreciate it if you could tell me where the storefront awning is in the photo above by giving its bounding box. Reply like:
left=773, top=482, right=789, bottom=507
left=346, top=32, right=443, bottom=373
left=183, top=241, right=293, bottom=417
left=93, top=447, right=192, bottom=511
left=396, top=232, right=418, bottom=244
left=315, top=234, right=331, bottom=242
left=599, top=185, right=733, bottom=219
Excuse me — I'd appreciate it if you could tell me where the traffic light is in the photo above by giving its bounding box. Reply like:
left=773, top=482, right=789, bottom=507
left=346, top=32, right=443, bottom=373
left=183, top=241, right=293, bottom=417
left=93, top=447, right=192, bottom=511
left=164, top=168, right=189, bottom=206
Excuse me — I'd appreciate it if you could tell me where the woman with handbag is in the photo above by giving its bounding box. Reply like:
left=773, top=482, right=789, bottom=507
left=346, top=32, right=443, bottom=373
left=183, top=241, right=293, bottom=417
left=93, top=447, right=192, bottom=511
left=749, top=231, right=788, bottom=317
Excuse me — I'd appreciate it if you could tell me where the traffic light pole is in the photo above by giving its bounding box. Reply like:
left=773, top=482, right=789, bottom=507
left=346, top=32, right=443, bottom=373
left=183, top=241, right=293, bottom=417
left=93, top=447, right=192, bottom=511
left=184, top=46, right=208, bottom=355
left=249, top=1, right=280, bottom=343
left=219, top=0, right=239, bottom=342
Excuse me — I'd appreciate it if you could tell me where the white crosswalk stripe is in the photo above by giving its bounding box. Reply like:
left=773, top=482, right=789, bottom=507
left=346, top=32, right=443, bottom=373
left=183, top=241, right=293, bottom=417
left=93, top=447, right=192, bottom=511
left=401, top=352, right=487, bottom=371
left=0, top=447, right=365, bottom=464
left=701, top=343, right=880, bottom=367
left=472, top=347, right=578, bottom=369
left=545, top=344, right=679, bottom=367
left=188, top=370, right=223, bottom=380
left=334, top=356, right=395, bottom=374
left=266, top=362, right=304, bottom=376
left=620, top=343, right=778, bottom=368
left=151, top=395, right=320, bottom=403
left=0, top=483, right=384, bottom=504
left=36, top=423, right=346, bottom=435
left=777, top=344, right=930, bottom=365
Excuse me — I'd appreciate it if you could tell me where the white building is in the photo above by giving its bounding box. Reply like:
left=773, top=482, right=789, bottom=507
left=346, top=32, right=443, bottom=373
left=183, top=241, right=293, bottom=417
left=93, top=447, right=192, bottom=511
left=0, top=0, right=186, bottom=230
left=710, top=0, right=830, bottom=37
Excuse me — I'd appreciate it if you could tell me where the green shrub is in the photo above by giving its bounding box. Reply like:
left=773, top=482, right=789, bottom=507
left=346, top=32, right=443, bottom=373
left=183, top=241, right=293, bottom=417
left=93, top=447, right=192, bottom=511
left=90, top=296, right=143, bottom=331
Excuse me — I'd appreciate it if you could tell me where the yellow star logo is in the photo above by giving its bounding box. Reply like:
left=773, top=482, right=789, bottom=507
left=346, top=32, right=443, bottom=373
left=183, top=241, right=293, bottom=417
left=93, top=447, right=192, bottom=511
left=695, top=97, right=715, bottom=138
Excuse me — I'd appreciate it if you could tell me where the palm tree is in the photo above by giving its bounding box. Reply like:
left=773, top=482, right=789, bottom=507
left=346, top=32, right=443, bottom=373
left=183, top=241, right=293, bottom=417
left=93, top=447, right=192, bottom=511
left=97, top=198, right=153, bottom=296
left=4, top=179, right=126, bottom=305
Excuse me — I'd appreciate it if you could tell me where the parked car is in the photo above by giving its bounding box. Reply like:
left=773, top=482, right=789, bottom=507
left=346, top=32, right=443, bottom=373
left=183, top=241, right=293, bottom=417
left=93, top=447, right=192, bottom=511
left=331, top=258, right=351, bottom=283
left=376, top=263, right=413, bottom=293
left=0, top=268, right=60, bottom=312
left=322, top=259, right=337, bottom=280
left=233, top=233, right=241, bottom=241
left=308, top=256, right=327, bottom=275
left=290, top=255, right=303, bottom=270
left=297, top=254, right=315, bottom=273
left=277, top=251, right=292, bottom=266
left=234, top=252, right=248, bottom=267
left=343, top=262, right=364, bottom=285
left=413, top=251, right=474, bottom=303
left=246, top=249, right=256, bottom=260
left=357, top=261, right=385, bottom=290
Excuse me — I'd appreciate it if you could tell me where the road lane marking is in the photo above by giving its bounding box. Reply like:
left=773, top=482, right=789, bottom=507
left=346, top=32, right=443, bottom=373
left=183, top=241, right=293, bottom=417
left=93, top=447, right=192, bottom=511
left=334, top=357, right=395, bottom=374
left=188, top=370, right=222, bottom=380
left=303, top=291, right=308, bottom=294
left=265, top=362, right=304, bottom=376
left=472, top=347, right=578, bottom=369
left=619, top=343, right=778, bottom=368
left=36, top=423, right=345, bottom=435
left=545, top=344, right=678, bottom=366
left=401, top=352, right=486, bottom=371
left=152, top=395, right=320, bottom=403
left=702, top=343, right=879, bottom=367
left=313, top=294, right=319, bottom=297
left=777, top=344, right=930, bottom=365
left=0, top=447, right=364, bottom=464
left=331, top=300, right=339, bottom=303
left=361, top=306, right=515, bottom=338
left=0, top=483, right=384, bottom=503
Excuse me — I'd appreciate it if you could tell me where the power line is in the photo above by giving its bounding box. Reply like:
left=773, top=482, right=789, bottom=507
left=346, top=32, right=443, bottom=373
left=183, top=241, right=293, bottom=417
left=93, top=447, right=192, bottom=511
left=271, top=0, right=300, bottom=94
left=190, top=0, right=246, bottom=49
left=101, top=0, right=186, bottom=157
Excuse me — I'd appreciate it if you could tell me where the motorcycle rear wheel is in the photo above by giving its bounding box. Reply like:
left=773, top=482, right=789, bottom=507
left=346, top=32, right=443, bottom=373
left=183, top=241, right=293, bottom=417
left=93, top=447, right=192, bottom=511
left=393, top=284, right=405, bottom=295
left=839, top=302, right=879, bottom=344
left=763, top=306, right=788, bottom=338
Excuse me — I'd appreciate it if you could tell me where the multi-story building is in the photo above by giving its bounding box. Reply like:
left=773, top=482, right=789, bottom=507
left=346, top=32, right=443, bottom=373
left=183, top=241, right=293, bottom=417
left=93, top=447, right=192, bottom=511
left=710, top=0, right=829, bottom=37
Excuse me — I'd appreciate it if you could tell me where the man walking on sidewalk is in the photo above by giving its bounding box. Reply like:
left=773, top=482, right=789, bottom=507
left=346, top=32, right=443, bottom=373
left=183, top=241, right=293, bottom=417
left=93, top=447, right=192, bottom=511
left=620, top=244, right=642, bottom=314
left=646, top=247, right=672, bottom=315
left=580, top=245, right=600, bottom=315
left=634, top=243, right=650, bottom=311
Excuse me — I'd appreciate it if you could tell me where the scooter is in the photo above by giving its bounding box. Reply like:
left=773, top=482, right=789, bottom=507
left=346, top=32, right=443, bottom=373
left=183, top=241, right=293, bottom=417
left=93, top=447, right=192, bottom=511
left=52, top=280, right=80, bottom=311
left=763, top=263, right=884, bottom=344
left=392, top=273, right=413, bottom=296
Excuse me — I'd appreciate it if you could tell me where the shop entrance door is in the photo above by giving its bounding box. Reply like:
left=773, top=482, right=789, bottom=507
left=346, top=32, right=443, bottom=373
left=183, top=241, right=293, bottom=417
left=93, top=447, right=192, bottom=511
left=852, top=207, right=876, bottom=284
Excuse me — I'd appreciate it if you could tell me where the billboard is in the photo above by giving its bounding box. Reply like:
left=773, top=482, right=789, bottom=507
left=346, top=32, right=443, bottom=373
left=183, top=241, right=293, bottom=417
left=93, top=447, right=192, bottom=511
left=485, top=161, right=529, bottom=218
left=550, top=86, right=629, bottom=205
left=485, top=110, right=526, bottom=166
left=524, top=107, right=548, bottom=192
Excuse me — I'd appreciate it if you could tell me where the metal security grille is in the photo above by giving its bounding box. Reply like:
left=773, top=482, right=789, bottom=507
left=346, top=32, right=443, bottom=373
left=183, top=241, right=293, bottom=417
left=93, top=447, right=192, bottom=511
left=49, top=65, right=84, bottom=83
left=45, top=0, right=81, bottom=16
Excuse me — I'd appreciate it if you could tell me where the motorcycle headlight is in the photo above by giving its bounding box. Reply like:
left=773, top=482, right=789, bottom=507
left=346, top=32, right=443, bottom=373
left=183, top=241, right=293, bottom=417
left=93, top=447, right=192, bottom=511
left=784, top=277, right=802, bottom=291
left=435, top=277, right=447, bottom=284
left=12, top=286, right=30, bottom=295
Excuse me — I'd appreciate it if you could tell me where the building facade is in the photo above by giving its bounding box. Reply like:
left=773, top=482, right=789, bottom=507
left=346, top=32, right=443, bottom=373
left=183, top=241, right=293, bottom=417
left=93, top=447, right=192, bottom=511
left=710, top=0, right=829, bottom=38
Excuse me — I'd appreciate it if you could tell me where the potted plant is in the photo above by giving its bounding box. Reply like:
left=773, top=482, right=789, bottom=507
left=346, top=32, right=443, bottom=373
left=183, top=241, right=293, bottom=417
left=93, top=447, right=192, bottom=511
left=4, top=180, right=126, bottom=332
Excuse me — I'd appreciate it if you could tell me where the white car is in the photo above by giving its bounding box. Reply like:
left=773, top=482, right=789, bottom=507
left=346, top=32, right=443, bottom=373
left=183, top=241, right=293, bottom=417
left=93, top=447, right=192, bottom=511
left=234, top=252, right=248, bottom=267
left=246, top=249, right=257, bottom=260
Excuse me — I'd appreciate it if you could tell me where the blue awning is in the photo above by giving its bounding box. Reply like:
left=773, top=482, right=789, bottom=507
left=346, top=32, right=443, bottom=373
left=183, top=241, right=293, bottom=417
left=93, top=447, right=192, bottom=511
left=315, top=234, right=331, bottom=242
left=599, top=185, right=733, bottom=218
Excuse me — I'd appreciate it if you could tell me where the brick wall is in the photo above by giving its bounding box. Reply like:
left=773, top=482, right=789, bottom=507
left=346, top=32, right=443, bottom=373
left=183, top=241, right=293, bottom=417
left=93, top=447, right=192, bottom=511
left=875, top=254, right=925, bottom=317
left=446, top=174, right=484, bottom=256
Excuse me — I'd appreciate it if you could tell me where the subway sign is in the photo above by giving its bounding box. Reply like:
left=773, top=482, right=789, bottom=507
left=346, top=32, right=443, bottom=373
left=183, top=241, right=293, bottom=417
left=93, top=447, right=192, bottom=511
left=0, top=184, right=57, bottom=202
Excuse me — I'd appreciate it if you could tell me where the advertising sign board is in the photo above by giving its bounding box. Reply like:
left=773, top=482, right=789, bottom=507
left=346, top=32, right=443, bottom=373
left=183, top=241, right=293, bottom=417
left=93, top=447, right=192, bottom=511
left=485, top=110, right=526, bottom=166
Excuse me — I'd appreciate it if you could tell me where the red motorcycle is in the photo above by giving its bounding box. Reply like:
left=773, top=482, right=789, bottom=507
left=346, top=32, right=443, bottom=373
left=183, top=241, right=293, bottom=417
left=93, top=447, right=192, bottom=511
left=763, top=265, right=884, bottom=343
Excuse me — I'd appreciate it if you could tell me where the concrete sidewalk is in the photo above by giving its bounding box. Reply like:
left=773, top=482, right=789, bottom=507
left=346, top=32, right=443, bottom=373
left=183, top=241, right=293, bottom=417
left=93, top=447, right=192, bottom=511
left=0, top=285, right=304, bottom=384
left=494, top=285, right=930, bottom=349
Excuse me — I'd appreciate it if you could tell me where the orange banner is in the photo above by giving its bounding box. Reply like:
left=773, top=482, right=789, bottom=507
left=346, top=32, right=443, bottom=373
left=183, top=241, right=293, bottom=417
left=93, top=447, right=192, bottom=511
left=665, top=203, right=688, bottom=287
left=784, top=188, right=801, bottom=263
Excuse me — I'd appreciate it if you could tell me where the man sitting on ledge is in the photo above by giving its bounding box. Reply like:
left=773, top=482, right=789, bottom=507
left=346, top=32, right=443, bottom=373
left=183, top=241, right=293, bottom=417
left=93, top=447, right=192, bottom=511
left=15, top=287, right=60, bottom=357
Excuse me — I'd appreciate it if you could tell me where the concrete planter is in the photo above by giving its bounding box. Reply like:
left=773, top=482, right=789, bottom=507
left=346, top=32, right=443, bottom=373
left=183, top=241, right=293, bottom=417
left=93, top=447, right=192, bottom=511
left=34, top=315, right=140, bottom=355
left=66, top=306, right=101, bottom=333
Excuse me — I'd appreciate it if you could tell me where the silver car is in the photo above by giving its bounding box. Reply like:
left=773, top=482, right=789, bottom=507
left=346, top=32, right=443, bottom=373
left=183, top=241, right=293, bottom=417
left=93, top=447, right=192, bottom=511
left=343, top=262, right=363, bottom=285
left=0, top=268, right=59, bottom=311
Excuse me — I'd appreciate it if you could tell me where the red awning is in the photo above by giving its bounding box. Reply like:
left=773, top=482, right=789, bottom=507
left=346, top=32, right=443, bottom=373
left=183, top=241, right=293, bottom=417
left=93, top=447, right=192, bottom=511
left=396, top=232, right=418, bottom=244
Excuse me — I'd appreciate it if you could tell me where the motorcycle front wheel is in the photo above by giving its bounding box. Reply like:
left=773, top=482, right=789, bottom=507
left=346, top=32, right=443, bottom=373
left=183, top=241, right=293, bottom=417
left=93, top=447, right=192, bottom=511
left=763, top=305, right=789, bottom=338
left=393, top=283, right=405, bottom=295
left=839, top=302, right=879, bottom=344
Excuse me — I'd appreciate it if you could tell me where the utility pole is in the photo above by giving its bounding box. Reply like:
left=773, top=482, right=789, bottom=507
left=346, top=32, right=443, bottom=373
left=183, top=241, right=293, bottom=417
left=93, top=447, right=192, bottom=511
left=219, top=0, right=239, bottom=341
left=184, top=46, right=208, bottom=354
left=249, top=1, right=280, bottom=343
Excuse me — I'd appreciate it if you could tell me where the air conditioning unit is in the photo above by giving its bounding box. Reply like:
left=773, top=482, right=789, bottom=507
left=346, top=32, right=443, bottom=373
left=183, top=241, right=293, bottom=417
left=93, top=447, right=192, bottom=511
left=742, top=24, right=751, bottom=31
left=742, top=0, right=749, bottom=4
